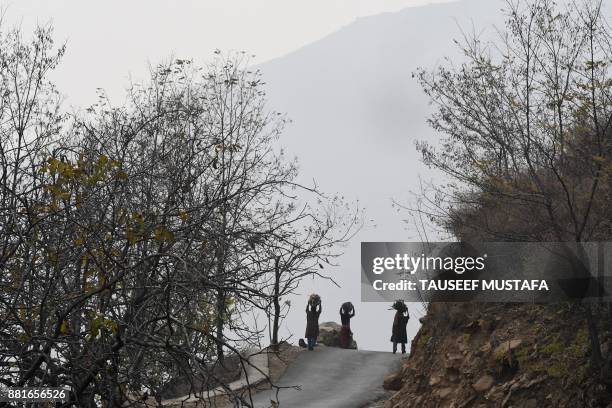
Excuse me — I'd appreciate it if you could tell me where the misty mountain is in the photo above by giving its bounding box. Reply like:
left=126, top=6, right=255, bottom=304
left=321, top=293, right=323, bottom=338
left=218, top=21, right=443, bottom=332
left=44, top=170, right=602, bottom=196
left=257, top=0, right=505, bottom=351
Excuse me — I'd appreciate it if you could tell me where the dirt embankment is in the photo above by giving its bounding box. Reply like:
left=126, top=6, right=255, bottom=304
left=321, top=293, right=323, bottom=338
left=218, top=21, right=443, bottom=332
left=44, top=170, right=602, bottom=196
left=381, top=303, right=612, bottom=407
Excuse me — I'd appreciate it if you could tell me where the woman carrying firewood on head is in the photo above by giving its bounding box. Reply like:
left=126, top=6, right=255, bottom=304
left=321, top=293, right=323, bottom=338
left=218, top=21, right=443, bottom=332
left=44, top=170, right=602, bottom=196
left=390, top=300, right=409, bottom=354
left=305, top=294, right=322, bottom=351
left=339, top=301, right=355, bottom=348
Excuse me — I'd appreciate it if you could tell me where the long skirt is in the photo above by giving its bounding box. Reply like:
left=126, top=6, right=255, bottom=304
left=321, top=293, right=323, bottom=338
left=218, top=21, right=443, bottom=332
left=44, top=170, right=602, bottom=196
left=339, top=325, right=352, bottom=348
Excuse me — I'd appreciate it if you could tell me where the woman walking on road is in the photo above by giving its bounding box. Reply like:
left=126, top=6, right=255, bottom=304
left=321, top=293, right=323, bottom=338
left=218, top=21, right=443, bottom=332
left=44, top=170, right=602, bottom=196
left=390, top=300, right=409, bottom=354
left=339, top=302, right=355, bottom=348
left=305, top=294, right=322, bottom=351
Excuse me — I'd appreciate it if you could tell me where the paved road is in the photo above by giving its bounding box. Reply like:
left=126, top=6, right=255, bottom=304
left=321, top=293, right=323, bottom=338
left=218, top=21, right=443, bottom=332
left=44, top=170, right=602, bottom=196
left=249, top=346, right=401, bottom=408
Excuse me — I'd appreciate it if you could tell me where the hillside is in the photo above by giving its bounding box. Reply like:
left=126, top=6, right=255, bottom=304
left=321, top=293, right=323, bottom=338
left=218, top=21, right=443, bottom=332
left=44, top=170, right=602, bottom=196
left=381, top=303, right=612, bottom=407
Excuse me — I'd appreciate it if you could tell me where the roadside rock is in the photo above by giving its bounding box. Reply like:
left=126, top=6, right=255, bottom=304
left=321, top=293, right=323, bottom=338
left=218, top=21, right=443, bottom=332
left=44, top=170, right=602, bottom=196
left=429, top=375, right=442, bottom=386
left=494, top=339, right=522, bottom=356
left=318, top=322, right=357, bottom=349
left=472, top=374, right=495, bottom=392
left=479, top=342, right=492, bottom=354
left=445, top=352, right=463, bottom=370
left=435, top=387, right=454, bottom=399
left=383, top=372, right=404, bottom=391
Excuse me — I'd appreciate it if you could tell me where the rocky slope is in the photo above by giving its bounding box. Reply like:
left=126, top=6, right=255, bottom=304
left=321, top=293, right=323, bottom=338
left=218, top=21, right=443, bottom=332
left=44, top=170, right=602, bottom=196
left=382, top=303, right=612, bottom=407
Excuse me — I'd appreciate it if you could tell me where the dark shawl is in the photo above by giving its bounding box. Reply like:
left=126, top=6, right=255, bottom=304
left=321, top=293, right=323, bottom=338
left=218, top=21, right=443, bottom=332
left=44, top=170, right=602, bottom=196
left=391, top=310, right=409, bottom=343
left=305, top=303, right=321, bottom=338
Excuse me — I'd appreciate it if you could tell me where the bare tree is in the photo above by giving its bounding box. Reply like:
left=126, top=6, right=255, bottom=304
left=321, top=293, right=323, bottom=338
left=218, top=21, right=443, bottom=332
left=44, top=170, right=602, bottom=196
left=0, top=29, right=357, bottom=405
left=414, top=0, right=612, bottom=379
left=263, top=199, right=360, bottom=351
left=0, top=21, right=66, bottom=392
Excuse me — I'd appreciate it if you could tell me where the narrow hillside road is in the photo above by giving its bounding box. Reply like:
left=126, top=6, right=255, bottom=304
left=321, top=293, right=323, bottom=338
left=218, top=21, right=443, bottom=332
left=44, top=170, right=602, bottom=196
left=249, top=346, right=401, bottom=408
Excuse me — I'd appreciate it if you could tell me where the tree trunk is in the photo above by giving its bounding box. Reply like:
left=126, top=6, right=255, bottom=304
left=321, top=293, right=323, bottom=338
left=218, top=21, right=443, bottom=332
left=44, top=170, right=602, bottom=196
left=215, top=204, right=227, bottom=366
left=271, top=256, right=281, bottom=352
left=216, top=287, right=225, bottom=365
left=577, top=244, right=602, bottom=374
left=586, top=305, right=602, bottom=370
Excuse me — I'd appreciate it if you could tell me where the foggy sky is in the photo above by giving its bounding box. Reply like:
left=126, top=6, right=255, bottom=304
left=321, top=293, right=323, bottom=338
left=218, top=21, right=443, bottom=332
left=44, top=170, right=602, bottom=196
left=1, top=0, right=453, bottom=107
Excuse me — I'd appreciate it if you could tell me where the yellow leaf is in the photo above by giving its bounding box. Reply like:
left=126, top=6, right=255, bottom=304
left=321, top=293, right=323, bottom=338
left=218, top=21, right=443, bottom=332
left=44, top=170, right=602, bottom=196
left=126, top=228, right=137, bottom=245
left=154, top=226, right=174, bottom=242
left=594, top=155, right=606, bottom=163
